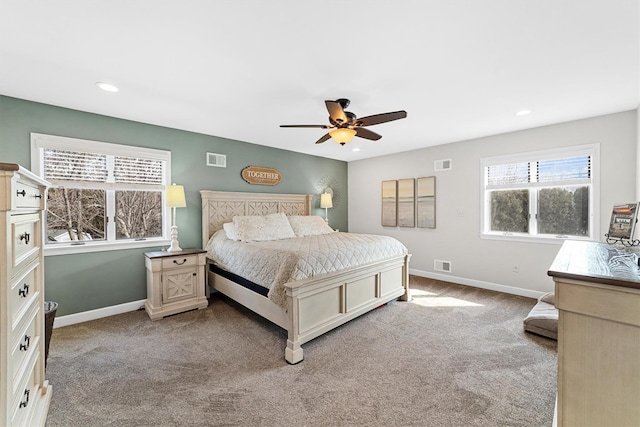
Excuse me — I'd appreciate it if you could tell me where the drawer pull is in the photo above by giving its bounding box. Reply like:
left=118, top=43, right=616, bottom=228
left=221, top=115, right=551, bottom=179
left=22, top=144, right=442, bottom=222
left=18, top=283, right=29, bottom=297
left=19, top=389, right=30, bottom=408
left=19, top=335, right=31, bottom=351
left=34, top=193, right=42, bottom=199
left=16, top=189, right=26, bottom=197
left=19, top=232, right=30, bottom=245
left=173, top=258, right=187, bottom=265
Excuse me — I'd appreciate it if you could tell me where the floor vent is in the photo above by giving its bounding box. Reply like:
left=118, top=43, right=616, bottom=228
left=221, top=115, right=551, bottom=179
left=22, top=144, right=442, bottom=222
left=434, top=259, right=452, bottom=273
left=434, top=159, right=452, bottom=171
left=206, top=152, right=226, bottom=168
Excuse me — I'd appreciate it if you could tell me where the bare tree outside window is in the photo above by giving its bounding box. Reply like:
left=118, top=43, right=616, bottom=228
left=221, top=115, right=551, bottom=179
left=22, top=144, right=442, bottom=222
left=47, top=188, right=106, bottom=241
left=116, top=191, right=162, bottom=239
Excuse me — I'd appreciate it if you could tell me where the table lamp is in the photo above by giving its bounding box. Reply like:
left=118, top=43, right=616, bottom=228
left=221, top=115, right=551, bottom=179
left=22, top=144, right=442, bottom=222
left=320, top=192, right=333, bottom=223
left=166, top=183, right=186, bottom=252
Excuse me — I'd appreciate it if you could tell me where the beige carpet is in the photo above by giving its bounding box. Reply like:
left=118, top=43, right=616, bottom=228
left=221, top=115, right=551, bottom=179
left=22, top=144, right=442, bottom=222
left=45, top=276, right=557, bottom=426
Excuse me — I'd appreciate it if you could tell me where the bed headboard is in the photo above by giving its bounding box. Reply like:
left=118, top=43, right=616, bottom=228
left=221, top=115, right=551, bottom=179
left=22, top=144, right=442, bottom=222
left=200, top=190, right=313, bottom=246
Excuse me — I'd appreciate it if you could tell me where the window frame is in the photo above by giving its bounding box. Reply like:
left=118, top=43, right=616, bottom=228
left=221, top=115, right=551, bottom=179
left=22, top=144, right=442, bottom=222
left=31, top=133, right=172, bottom=256
left=480, top=143, right=600, bottom=244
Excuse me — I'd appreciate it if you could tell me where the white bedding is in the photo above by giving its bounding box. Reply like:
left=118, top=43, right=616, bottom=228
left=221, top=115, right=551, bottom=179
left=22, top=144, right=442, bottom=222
left=205, top=230, right=408, bottom=309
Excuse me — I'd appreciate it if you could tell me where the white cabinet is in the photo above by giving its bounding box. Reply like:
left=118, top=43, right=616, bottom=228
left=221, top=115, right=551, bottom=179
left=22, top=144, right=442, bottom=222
left=144, top=249, right=208, bottom=320
left=0, top=163, right=52, bottom=426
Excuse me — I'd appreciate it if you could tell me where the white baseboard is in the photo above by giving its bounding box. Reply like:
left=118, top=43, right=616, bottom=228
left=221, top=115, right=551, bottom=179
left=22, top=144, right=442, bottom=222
left=53, top=299, right=147, bottom=329
left=409, top=268, right=545, bottom=300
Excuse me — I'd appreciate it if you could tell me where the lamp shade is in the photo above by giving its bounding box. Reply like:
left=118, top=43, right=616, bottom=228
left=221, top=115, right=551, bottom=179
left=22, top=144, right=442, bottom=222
left=329, top=128, right=356, bottom=145
left=320, top=193, right=333, bottom=209
left=166, top=184, right=186, bottom=208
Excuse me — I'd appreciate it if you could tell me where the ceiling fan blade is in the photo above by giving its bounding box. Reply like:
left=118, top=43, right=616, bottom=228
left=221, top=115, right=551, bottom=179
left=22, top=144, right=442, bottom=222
left=325, top=100, right=348, bottom=124
left=315, top=133, right=332, bottom=144
left=355, top=128, right=382, bottom=141
left=356, top=110, right=407, bottom=127
left=280, top=124, right=330, bottom=128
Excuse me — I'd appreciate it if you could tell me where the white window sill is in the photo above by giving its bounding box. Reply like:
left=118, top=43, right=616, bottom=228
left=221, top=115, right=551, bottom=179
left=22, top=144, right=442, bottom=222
left=480, top=233, right=594, bottom=245
left=44, top=239, right=171, bottom=256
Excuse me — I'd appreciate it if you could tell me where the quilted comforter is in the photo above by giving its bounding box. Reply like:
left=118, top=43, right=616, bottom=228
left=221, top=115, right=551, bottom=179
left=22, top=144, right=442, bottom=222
left=205, top=230, right=408, bottom=309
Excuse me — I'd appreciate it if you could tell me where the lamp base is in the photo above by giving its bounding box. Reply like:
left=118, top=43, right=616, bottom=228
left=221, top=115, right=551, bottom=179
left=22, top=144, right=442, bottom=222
left=167, top=225, right=182, bottom=253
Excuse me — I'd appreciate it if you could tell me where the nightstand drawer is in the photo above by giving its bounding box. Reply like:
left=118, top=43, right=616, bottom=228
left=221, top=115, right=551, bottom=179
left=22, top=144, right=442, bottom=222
left=162, top=255, right=196, bottom=270
left=11, top=213, right=40, bottom=275
left=10, top=261, right=38, bottom=327
left=13, top=179, right=44, bottom=210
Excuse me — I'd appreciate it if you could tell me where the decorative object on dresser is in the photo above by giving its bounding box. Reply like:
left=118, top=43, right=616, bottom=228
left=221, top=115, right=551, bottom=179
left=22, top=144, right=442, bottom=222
left=0, top=163, right=53, bottom=426
left=166, top=183, right=186, bottom=252
left=144, top=249, right=208, bottom=320
left=605, top=202, right=640, bottom=246
left=548, top=240, right=640, bottom=426
left=201, top=190, right=411, bottom=364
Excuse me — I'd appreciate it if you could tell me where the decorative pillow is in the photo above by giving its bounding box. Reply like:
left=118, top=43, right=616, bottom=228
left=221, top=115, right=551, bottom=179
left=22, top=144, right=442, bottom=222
left=233, top=212, right=296, bottom=242
left=287, top=215, right=335, bottom=237
left=222, top=222, right=239, bottom=241
left=539, top=292, right=555, bottom=305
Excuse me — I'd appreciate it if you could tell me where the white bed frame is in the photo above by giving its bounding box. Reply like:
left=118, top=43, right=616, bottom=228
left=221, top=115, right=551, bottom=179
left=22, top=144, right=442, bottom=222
left=201, top=190, right=411, bottom=364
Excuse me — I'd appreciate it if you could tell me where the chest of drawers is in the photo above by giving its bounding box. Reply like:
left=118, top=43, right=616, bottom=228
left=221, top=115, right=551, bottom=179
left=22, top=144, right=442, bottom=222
left=0, top=163, right=52, bottom=426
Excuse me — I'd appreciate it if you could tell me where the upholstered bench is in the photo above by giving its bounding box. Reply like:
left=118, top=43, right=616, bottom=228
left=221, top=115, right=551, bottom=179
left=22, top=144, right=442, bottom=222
left=523, top=292, right=558, bottom=340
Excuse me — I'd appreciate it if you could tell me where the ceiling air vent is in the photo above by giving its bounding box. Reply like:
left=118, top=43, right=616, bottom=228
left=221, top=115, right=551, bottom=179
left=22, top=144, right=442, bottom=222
left=206, top=152, right=226, bottom=168
left=434, top=259, right=452, bottom=273
left=434, top=159, right=452, bottom=171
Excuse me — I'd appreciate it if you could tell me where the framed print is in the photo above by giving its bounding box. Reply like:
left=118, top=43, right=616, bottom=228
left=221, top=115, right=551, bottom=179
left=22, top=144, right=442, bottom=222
left=607, top=202, right=639, bottom=240
left=397, top=178, right=415, bottom=227
left=381, top=180, right=397, bottom=227
left=417, top=176, right=436, bottom=228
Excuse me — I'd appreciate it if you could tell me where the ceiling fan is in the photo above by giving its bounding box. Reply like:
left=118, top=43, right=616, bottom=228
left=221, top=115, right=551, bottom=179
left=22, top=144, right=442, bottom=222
left=280, top=98, right=407, bottom=145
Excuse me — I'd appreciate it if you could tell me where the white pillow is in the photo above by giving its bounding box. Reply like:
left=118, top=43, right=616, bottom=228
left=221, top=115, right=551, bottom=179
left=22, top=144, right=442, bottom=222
left=222, top=222, right=239, bottom=241
left=287, top=215, right=335, bottom=237
left=233, top=212, right=296, bottom=242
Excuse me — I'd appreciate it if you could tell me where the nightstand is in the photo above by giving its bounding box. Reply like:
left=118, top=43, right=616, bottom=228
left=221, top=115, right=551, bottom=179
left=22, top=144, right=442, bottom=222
left=144, top=249, right=208, bottom=320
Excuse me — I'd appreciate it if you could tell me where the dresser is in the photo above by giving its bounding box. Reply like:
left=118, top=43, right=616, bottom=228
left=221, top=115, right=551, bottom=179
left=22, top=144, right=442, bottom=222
left=144, top=249, right=208, bottom=320
left=0, top=163, right=52, bottom=426
left=548, top=240, right=640, bottom=427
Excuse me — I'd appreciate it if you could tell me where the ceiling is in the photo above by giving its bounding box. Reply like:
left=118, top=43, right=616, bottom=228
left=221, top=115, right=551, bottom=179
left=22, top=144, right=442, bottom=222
left=1, top=1, right=638, bottom=162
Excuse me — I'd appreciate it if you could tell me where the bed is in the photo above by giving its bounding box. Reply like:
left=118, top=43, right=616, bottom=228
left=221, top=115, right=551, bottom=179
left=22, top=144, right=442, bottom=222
left=201, top=190, right=411, bottom=364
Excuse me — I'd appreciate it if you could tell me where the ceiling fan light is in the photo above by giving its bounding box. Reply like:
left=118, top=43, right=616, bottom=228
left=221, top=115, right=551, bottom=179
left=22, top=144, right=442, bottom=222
left=329, top=128, right=356, bottom=145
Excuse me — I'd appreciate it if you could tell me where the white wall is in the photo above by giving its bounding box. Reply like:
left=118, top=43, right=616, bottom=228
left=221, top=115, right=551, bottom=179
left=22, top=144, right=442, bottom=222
left=348, top=111, right=637, bottom=298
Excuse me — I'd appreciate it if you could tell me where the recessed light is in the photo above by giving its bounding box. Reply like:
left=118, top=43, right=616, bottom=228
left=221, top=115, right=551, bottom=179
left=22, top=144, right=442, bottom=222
left=516, top=109, right=532, bottom=116
left=96, top=82, right=119, bottom=92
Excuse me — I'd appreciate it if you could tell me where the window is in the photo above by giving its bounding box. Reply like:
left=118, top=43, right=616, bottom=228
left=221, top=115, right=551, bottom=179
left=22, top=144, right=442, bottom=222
left=481, top=144, right=599, bottom=242
left=31, top=133, right=172, bottom=255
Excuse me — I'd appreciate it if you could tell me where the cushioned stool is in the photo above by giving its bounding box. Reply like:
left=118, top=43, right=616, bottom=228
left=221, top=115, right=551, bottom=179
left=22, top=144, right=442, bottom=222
left=523, top=292, right=558, bottom=340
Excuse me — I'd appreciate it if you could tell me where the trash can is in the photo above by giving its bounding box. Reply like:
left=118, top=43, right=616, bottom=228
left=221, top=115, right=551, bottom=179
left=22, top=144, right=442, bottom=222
left=44, top=301, right=58, bottom=368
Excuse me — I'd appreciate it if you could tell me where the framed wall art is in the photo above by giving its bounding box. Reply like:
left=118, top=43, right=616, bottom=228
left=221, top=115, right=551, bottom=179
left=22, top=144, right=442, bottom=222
left=417, top=176, right=436, bottom=228
left=397, top=178, right=415, bottom=227
left=381, top=180, right=397, bottom=227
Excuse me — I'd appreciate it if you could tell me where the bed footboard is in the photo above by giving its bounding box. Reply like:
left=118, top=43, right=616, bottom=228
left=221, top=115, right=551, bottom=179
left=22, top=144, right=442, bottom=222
left=284, top=253, right=411, bottom=364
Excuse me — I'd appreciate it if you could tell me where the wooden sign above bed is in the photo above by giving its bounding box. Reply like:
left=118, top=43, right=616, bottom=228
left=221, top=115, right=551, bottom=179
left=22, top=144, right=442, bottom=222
left=241, top=165, right=282, bottom=186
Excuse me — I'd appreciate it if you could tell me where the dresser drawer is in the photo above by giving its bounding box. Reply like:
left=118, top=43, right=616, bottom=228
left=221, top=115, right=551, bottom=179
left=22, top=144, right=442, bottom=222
left=162, top=255, right=197, bottom=270
left=13, top=178, right=45, bottom=210
left=11, top=305, right=39, bottom=387
left=9, top=351, right=40, bottom=427
left=11, top=213, right=40, bottom=275
left=10, top=261, right=38, bottom=328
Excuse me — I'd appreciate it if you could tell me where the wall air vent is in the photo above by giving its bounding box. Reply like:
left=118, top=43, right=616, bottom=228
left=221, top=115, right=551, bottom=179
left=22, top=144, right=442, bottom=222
left=206, top=152, right=226, bottom=168
left=434, top=259, right=452, bottom=273
left=434, top=159, right=452, bottom=171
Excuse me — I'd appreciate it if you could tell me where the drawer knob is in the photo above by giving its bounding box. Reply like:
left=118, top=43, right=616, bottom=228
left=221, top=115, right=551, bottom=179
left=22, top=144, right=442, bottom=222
left=16, top=189, right=26, bottom=197
left=19, top=389, right=30, bottom=408
left=19, top=232, right=31, bottom=245
left=173, top=258, right=187, bottom=265
left=18, top=283, right=29, bottom=297
left=19, top=335, right=31, bottom=351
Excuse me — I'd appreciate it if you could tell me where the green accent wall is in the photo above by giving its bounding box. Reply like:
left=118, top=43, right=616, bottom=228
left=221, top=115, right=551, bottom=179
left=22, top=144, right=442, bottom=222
left=0, top=95, right=348, bottom=316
